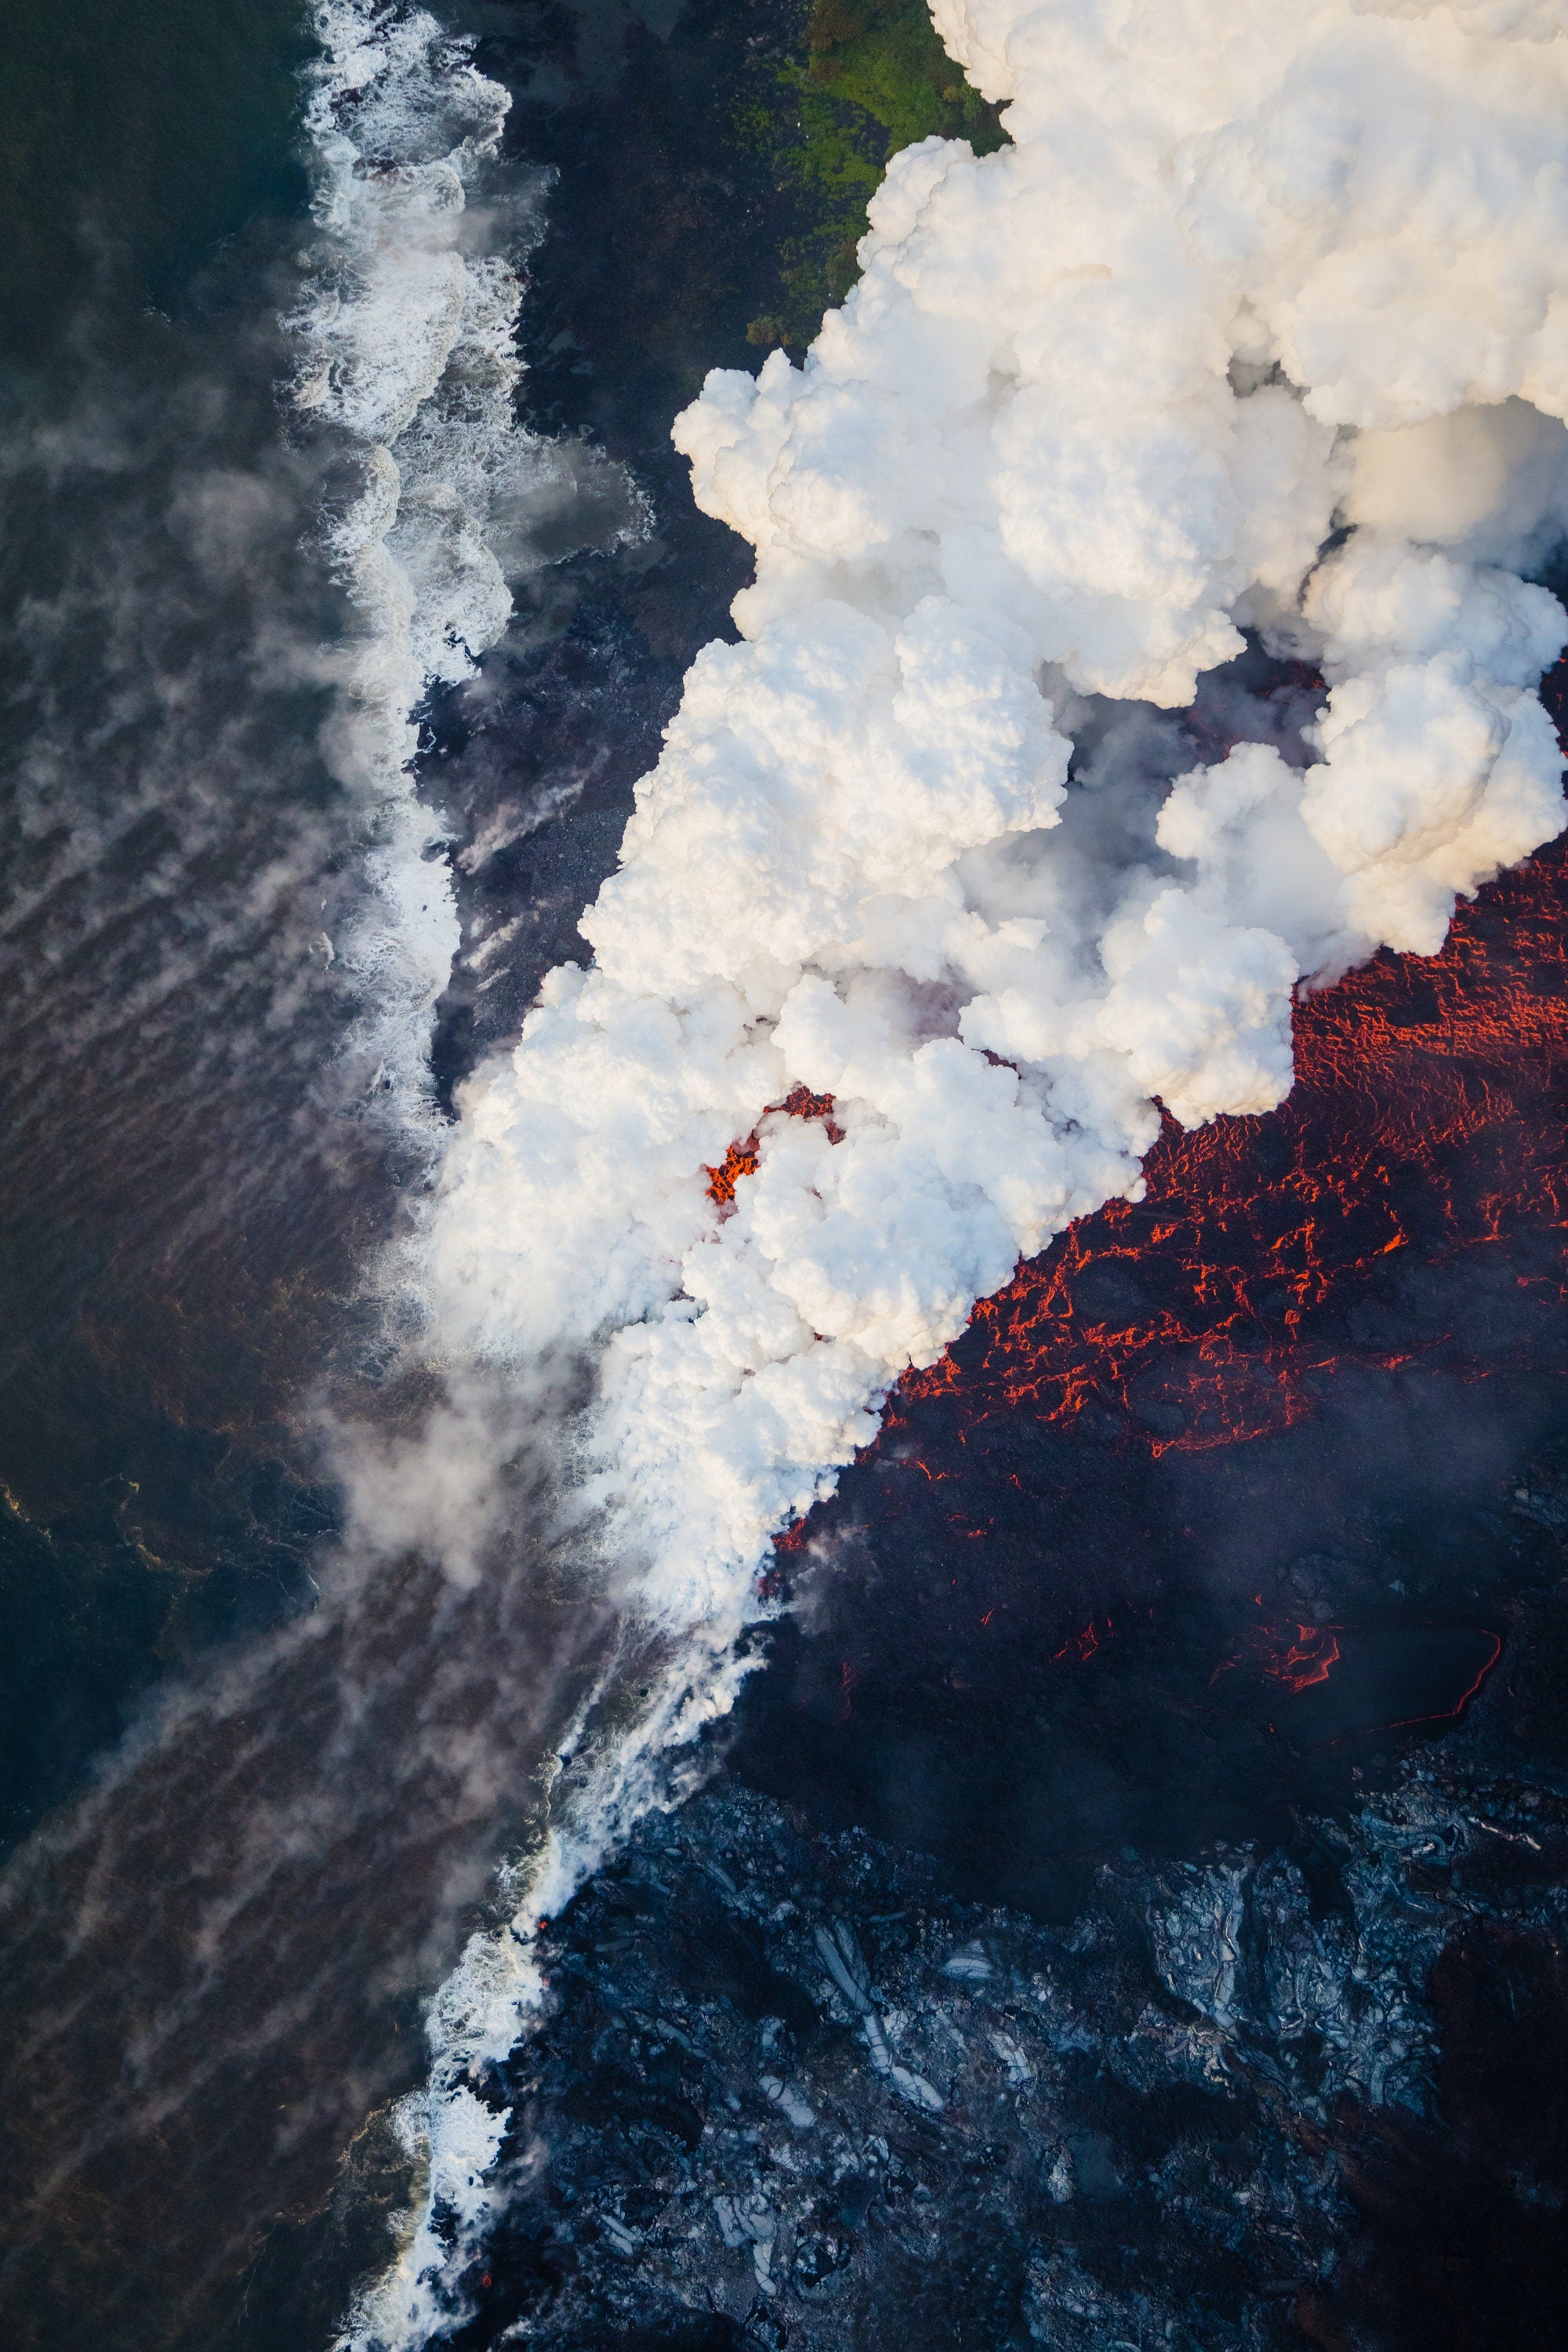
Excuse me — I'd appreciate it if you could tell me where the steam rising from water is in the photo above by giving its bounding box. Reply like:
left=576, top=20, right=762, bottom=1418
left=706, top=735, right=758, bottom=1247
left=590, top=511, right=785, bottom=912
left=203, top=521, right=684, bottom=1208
left=352, top=2, right=1568, bottom=2341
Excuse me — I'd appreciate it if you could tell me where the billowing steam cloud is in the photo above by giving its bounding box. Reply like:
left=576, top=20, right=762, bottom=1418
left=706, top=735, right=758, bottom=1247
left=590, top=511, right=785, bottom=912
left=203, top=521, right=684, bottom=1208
left=418, top=0, right=1568, bottom=1631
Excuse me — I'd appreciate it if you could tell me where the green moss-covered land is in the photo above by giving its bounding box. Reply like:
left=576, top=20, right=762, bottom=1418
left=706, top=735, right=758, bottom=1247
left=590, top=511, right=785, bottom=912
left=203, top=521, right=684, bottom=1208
left=747, top=0, right=1008, bottom=348
left=498, top=0, right=1009, bottom=440
left=497, top=0, right=1006, bottom=437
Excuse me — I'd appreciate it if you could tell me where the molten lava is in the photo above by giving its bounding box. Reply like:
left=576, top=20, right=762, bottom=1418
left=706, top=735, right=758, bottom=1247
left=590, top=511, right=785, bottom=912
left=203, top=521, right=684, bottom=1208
left=888, top=822, right=1568, bottom=1461
left=705, top=662, right=1568, bottom=1552
left=1053, top=1616, right=1112, bottom=1664
left=1212, top=1621, right=1342, bottom=1693
left=704, top=1136, right=759, bottom=1209
left=706, top=1086, right=843, bottom=1209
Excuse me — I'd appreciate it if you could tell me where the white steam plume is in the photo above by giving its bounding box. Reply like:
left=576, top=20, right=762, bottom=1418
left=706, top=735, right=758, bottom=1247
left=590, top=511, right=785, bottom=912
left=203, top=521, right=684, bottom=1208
left=357, top=5, right=1568, bottom=2339
left=419, top=0, right=1568, bottom=1625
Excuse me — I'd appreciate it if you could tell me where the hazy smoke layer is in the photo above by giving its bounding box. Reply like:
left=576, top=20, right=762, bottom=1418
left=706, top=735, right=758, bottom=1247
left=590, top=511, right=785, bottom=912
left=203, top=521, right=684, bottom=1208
left=361, top=6, right=1568, bottom=2339
left=0, top=1502, right=619, bottom=2352
left=0, top=2, right=568, bottom=1471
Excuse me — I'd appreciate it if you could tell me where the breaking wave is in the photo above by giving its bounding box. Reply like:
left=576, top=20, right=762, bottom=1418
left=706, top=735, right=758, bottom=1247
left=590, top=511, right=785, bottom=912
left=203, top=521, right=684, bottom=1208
left=347, top=2, right=1568, bottom=2341
left=293, top=0, right=626, bottom=1122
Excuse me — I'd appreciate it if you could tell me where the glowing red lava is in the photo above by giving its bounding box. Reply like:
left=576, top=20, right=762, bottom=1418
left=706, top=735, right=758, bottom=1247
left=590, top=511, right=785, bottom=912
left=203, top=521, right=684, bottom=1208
left=706, top=1086, right=843, bottom=1209
left=1053, top=1616, right=1112, bottom=1664
left=722, top=661, right=1568, bottom=1531
left=1369, top=1628, right=1504, bottom=1737
left=889, top=819, right=1568, bottom=1461
left=1212, top=1620, right=1342, bottom=1693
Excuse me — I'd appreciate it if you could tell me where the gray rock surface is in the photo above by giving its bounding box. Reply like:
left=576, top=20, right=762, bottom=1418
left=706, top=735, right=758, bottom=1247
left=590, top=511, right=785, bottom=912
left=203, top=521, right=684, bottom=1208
left=430, top=1647, right=1568, bottom=2350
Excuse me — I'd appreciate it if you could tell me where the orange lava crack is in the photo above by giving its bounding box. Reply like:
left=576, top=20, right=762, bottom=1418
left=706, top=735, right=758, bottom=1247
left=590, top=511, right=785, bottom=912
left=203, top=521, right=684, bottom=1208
left=888, top=827, right=1568, bottom=1461
left=706, top=1087, right=844, bottom=1209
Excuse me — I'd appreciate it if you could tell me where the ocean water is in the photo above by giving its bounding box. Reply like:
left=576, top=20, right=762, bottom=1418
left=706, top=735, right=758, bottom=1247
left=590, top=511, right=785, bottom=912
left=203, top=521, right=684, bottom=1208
left=0, top=0, right=310, bottom=350
left=0, top=0, right=355, bottom=1844
left=0, top=8, right=603, bottom=2343
left=0, top=0, right=616, bottom=1850
left=0, top=6, right=722, bottom=2345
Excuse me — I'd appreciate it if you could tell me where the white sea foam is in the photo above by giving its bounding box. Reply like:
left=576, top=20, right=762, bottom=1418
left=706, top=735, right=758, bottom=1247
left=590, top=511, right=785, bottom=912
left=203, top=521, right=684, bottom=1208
left=339, top=1632, right=750, bottom=2352
left=294, top=0, right=583, bottom=1123
left=350, top=2, right=1568, bottom=2339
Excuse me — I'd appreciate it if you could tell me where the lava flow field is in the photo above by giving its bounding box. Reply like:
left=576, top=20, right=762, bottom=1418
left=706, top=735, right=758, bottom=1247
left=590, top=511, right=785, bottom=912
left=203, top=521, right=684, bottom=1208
left=729, top=665, right=1568, bottom=1918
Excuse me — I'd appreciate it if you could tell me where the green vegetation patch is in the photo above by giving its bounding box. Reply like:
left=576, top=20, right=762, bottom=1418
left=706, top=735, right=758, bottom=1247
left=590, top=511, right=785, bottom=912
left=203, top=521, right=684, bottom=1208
left=742, top=0, right=1008, bottom=351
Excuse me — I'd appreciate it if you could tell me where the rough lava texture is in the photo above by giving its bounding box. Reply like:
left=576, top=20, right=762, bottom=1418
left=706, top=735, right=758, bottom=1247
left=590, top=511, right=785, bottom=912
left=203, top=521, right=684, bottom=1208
left=397, top=1508, right=1568, bottom=2352
left=417, top=0, right=1568, bottom=1635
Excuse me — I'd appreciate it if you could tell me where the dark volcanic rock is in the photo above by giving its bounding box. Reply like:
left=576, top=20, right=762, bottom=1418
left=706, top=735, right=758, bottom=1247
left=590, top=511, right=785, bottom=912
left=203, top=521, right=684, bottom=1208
left=422, top=1548, right=1568, bottom=2352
